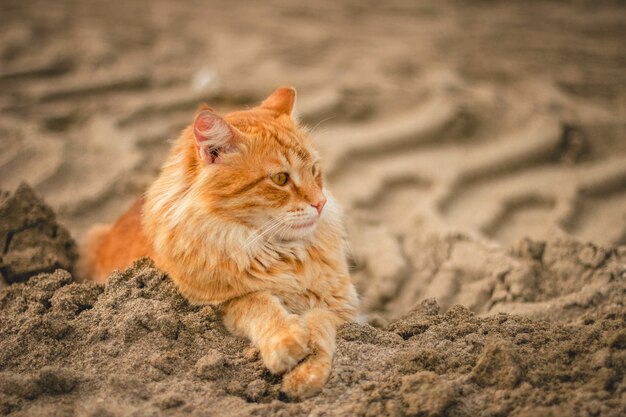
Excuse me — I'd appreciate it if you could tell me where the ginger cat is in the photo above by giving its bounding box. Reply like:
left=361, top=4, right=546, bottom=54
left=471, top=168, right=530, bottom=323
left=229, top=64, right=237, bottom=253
left=80, top=87, right=359, bottom=398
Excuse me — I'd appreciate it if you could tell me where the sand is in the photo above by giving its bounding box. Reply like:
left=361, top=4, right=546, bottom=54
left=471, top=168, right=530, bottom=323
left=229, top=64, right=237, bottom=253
left=2, top=264, right=625, bottom=417
left=1, top=0, right=625, bottom=247
left=0, top=184, right=625, bottom=417
left=0, top=184, right=76, bottom=287
left=1, top=0, right=626, bottom=416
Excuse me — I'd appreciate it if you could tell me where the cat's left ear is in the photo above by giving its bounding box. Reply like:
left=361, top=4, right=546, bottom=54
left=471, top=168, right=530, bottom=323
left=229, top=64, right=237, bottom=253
left=260, top=86, right=298, bottom=119
left=193, top=110, right=238, bottom=164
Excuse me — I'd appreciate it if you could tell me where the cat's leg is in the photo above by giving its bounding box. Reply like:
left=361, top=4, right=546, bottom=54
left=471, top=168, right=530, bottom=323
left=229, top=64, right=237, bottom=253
left=281, top=308, right=343, bottom=398
left=222, top=291, right=309, bottom=374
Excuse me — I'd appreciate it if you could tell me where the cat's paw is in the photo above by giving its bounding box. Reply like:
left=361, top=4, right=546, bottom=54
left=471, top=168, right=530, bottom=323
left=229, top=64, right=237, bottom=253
left=281, top=359, right=331, bottom=399
left=261, top=315, right=309, bottom=374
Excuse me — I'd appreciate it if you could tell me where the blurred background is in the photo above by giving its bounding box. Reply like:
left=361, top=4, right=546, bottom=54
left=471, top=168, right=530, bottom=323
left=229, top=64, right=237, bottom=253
left=1, top=0, right=625, bottom=316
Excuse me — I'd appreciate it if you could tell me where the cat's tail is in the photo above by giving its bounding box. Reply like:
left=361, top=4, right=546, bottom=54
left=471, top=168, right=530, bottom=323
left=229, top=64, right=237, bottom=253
left=76, top=223, right=112, bottom=284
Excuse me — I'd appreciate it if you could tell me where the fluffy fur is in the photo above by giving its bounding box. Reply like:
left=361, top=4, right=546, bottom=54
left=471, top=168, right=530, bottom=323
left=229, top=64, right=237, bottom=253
left=81, top=87, right=359, bottom=398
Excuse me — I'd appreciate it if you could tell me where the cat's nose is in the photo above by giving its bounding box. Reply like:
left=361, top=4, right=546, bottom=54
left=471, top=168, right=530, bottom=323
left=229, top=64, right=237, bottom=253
left=311, top=197, right=327, bottom=215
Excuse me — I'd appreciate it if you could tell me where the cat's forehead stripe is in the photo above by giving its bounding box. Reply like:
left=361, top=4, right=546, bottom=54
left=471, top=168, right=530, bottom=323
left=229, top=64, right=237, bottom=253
left=230, top=175, right=267, bottom=197
left=294, top=147, right=310, bottom=163
left=270, top=133, right=312, bottom=164
left=284, top=143, right=311, bottom=165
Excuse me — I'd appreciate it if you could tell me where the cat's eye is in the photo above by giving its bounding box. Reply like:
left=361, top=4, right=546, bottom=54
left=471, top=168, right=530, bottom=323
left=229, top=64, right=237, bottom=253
left=312, top=163, right=320, bottom=177
left=271, top=172, right=289, bottom=186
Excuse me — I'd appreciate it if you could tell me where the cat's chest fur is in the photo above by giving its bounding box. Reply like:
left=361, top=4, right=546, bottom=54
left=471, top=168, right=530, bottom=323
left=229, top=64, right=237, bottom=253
left=250, top=241, right=324, bottom=289
left=247, top=236, right=347, bottom=311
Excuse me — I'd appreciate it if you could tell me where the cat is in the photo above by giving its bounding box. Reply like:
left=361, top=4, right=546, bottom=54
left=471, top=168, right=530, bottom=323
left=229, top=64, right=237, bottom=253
left=80, top=87, right=359, bottom=398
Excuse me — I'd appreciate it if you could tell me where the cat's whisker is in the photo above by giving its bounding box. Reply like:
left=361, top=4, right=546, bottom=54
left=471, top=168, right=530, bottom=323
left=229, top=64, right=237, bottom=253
left=267, top=221, right=289, bottom=245
left=277, top=221, right=291, bottom=243
left=308, top=115, right=336, bottom=139
left=244, top=217, right=281, bottom=244
left=257, top=217, right=285, bottom=239
left=242, top=227, right=275, bottom=251
left=264, top=219, right=291, bottom=245
left=247, top=218, right=278, bottom=241
left=242, top=217, right=285, bottom=250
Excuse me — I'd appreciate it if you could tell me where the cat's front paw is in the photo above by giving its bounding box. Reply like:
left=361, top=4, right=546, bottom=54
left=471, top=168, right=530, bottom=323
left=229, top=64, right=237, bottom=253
left=261, top=315, right=309, bottom=374
left=281, top=358, right=331, bottom=399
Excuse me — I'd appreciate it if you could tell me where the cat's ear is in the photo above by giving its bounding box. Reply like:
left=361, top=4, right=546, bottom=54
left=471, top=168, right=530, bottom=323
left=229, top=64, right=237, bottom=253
left=193, top=110, right=237, bottom=164
left=197, top=102, right=214, bottom=112
left=260, top=86, right=297, bottom=119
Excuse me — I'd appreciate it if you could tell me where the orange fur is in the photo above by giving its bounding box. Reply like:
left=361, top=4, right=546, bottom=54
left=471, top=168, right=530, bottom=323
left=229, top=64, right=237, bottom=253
left=81, top=87, right=359, bottom=397
left=79, top=196, right=155, bottom=283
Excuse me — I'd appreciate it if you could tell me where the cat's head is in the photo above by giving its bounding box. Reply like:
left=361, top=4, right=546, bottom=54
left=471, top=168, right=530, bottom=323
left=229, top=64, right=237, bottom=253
left=189, top=87, right=331, bottom=241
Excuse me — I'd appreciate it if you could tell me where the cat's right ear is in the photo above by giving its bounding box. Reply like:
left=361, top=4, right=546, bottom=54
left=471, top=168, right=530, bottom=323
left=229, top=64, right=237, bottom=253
left=193, top=110, right=237, bottom=164
left=260, top=87, right=297, bottom=119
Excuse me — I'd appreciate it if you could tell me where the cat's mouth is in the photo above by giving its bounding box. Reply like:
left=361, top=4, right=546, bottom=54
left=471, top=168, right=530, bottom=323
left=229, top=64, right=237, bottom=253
left=290, top=219, right=317, bottom=230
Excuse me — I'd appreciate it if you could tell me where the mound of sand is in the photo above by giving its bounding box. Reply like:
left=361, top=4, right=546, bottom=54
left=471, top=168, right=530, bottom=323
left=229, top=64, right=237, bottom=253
left=1, top=261, right=625, bottom=416
left=350, top=218, right=626, bottom=325
left=1, top=182, right=625, bottom=417
left=0, top=184, right=76, bottom=287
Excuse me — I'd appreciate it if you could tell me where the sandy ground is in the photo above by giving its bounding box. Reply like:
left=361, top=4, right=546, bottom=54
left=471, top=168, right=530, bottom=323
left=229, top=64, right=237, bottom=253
left=1, top=0, right=626, bottom=416
left=0, top=185, right=625, bottom=416
left=1, top=0, right=625, bottom=247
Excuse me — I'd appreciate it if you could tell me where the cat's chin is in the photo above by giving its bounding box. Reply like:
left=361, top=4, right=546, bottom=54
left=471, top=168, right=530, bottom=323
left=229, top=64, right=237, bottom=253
left=277, top=219, right=318, bottom=241
left=290, top=219, right=317, bottom=230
